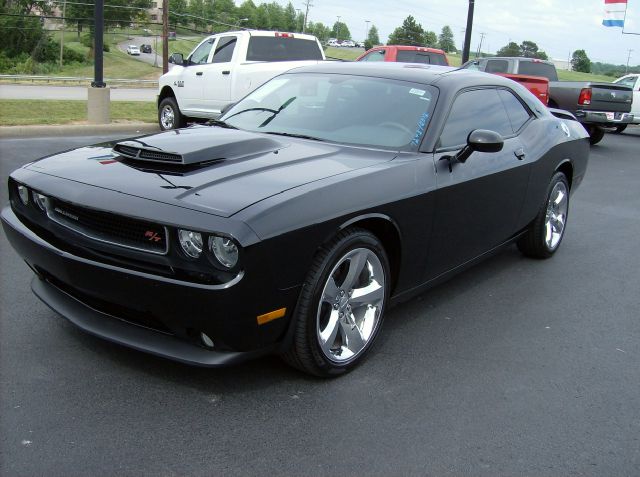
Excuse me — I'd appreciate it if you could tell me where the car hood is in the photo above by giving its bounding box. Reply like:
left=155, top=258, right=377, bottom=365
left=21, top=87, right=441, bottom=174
left=25, top=126, right=396, bottom=217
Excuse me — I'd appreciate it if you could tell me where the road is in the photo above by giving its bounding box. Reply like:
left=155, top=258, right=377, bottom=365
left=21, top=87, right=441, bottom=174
left=0, top=84, right=156, bottom=101
left=1, top=129, right=639, bottom=476
left=118, top=36, right=164, bottom=68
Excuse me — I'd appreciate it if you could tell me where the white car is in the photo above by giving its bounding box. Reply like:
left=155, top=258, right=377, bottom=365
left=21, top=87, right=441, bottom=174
left=341, top=40, right=355, bottom=48
left=612, top=74, right=640, bottom=132
left=126, top=45, right=140, bottom=56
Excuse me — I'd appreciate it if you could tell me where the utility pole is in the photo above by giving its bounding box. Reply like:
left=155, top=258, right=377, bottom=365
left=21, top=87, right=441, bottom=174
left=302, top=0, right=312, bottom=33
left=460, top=28, right=466, bottom=53
left=162, top=0, right=169, bottom=74
left=626, top=49, right=634, bottom=74
left=462, top=0, right=475, bottom=63
left=365, top=19, right=370, bottom=42
left=337, top=15, right=341, bottom=40
left=59, top=0, right=66, bottom=67
left=476, top=32, right=486, bottom=58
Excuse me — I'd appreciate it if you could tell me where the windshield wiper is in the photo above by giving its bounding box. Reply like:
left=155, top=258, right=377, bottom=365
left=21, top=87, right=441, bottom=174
left=224, top=107, right=279, bottom=120
left=206, top=118, right=237, bottom=129
left=265, top=131, right=325, bottom=141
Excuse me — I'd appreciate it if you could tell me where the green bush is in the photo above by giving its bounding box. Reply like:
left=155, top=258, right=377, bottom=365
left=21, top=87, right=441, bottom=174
left=80, top=34, right=110, bottom=52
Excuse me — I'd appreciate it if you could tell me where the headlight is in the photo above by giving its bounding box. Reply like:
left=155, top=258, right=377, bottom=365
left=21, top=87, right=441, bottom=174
left=17, top=185, right=29, bottom=205
left=208, top=235, right=239, bottom=268
left=33, top=192, right=49, bottom=211
left=178, top=229, right=203, bottom=258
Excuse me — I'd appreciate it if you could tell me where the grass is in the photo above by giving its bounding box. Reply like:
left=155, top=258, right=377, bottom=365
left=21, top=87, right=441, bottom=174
left=0, top=100, right=157, bottom=126
left=556, top=70, right=612, bottom=82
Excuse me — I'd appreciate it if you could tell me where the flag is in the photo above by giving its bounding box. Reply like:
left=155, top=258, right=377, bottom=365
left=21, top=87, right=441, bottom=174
left=603, top=0, right=627, bottom=27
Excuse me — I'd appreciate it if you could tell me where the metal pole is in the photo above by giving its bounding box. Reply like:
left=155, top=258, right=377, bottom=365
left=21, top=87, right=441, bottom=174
left=626, top=49, right=634, bottom=74
left=365, top=20, right=370, bottom=43
left=92, top=0, right=105, bottom=87
left=59, top=0, right=66, bottom=67
left=337, top=15, right=341, bottom=41
left=162, top=0, right=169, bottom=74
left=462, top=0, right=474, bottom=64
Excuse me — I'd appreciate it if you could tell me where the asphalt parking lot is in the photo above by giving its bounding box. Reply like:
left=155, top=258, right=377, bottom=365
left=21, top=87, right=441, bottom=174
left=1, top=128, right=639, bottom=476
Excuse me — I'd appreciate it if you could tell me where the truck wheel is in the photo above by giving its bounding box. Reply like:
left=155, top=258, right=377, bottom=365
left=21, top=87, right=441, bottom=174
left=613, top=125, right=627, bottom=134
left=158, top=97, right=186, bottom=130
left=587, top=125, right=605, bottom=145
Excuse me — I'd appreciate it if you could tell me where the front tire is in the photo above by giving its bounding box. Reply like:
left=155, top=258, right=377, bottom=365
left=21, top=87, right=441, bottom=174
left=282, top=228, right=390, bottom=377
left=158, top=96, right=186, bottom=130
left=517, top=172, right=570, bottom=259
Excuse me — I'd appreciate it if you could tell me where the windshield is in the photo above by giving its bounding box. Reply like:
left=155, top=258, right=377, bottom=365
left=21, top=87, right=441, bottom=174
left=221, top=73, right=437, bottom=150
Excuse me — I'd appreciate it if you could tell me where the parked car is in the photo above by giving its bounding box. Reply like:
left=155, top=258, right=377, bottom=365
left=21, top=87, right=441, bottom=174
left=462, top=57, right=634, bottom=144
left=327, top=39, right=340, bottom=47
left=341, top=40, right=356, bottom=48
left=140, top=44, right=152, bottom=54
left=357, top=45, right=449, bottom=66
left=611, top=74, right=640, bottom=132
left=2, top=62, right=590, bottom=376
left=126, top=45, right=140, bottom=56
left=158, top=30, right=325, bottom=130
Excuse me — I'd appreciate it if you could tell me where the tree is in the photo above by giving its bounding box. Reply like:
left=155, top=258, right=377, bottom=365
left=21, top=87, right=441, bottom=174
left=64, top=0, right=151, bottom=37
left=438, top=25, right=455, bottom=52
left=308, top=21, right=331, bottom=42
left=168, top=0, right=188, bottom=28
left=520, top=40, right=540, bottom=58
left=331, top=21, right=351, bottom=41
left=364, top=24, right=379, bottom=50
left=387, top=15, right=424, bottom=46
left=283, top=2, right=297, bottom=32
left=496, top=41, right=521, bottom=57
left=571, top=49, right=591, bottom=73
left=423, top=30, right=437, bottom=47
left=237, top=0, right=258, bottom=29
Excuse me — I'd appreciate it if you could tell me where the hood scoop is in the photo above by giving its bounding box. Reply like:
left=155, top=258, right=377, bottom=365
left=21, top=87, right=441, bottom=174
left=112, top=126, right=285, bottom=167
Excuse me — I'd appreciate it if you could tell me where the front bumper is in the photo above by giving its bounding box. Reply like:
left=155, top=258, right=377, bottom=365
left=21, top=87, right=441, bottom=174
left=575, top=110, right=633, bottom=126
left=2, top=206, right=299, bottom=366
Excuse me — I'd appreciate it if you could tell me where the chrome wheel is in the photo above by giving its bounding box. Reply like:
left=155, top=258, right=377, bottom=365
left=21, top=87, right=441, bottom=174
left=160, top=105, right=175, bottom=129
left=544, top=181, right=568, bottom=251
left=316, top=247, right=386, bottom=363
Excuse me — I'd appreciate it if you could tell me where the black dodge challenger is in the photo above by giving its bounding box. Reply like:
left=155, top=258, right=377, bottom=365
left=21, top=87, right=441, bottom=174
left=2, top=63, right=589, bottom=376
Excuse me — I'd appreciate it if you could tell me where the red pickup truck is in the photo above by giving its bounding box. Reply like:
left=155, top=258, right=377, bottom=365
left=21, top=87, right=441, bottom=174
left=356, top=45, right=449, bottom=66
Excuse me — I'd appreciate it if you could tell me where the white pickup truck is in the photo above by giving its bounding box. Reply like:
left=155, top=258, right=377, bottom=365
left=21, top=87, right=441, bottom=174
left=157, top=30, right=325, bottom=130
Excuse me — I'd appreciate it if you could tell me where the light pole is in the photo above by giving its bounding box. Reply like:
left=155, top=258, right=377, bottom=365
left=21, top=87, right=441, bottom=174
left=462, top=0, right=475, bottom=63
left=337, top=15, right=341, bottom=41
left=626, top=49, right=634, bottom=74
left=365, top=20, right=370, bottom=44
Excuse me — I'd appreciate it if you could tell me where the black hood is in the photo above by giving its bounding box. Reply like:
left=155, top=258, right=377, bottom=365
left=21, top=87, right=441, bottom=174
left=25, top=126, right=396, bottom=218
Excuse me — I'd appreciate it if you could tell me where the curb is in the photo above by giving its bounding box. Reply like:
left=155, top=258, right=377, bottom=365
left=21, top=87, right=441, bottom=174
left=0, top=123, right=160, bottom=139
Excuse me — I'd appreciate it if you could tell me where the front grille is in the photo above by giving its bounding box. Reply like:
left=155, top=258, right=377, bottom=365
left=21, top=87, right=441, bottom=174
left=113, top=144, right=183, bottom=164
left=48, top=198, right=168, bottom=255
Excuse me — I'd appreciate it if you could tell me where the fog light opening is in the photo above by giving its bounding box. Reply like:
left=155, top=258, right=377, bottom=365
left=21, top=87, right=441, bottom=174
left=200, top=332, right=215, bottom=349
left=18, top=185, right=29, bottom=205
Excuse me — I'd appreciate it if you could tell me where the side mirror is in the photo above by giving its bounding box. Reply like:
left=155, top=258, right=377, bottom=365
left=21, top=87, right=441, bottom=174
left=456, top=129, right=504, bottom=163
left=220, top=102, right=236, bottom=117
left=170, top=53, right=184, bottom=65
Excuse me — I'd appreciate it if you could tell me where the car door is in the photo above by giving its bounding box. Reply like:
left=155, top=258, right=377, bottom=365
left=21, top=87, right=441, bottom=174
left=200, top=35, right=238, bottom=114
left=616, top=75, right=640, bottom=118
left=426, top=87, right=533, bottom=278
left=181, top=37, right=216, bottom=112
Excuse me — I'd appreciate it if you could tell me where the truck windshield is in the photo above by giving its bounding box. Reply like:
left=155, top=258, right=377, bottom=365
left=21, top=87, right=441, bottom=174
left=396, top=50, right=448, bottom=66
left=221, top=73, right=437, bottom=150
left=517, top=62, right=558, bottom=81
left=246, top=37, right=323, bottom=61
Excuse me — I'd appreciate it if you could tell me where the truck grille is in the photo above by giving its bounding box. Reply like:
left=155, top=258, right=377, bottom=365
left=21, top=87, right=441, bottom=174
left=48, top=198, right=169, bottom=255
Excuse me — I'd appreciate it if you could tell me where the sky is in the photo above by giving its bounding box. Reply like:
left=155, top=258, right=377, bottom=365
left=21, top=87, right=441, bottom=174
left=273, top=0, right=639, bottom=66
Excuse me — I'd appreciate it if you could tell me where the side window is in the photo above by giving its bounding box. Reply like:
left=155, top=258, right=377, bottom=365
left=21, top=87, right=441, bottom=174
left=438, top=89, right=512, bottom=149
left=212, top=36, right=237, bottom=64
left=189, top=39, right=214, bottom=64
left=361, top=50, right=385, bottom=62
left=485, top=59, right=509, bottom=73
left=614, top=76, right=637, bottom=89
left=497, top=89, right=532, bottom=133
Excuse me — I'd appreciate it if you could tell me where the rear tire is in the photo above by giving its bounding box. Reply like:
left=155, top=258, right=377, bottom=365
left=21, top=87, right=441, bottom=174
left=517, top=172, right=570, bottom=259
left=587, top=125, right=605, bottom=145
left=282, top=228, right=390, bottom=377
left=158, top=97, right=186, bottom=130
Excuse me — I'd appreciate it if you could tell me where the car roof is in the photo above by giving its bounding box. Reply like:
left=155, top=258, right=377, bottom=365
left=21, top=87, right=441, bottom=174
left=285, top=61, right=518, bottom=89
left=477, top=56, right=555, bottom=66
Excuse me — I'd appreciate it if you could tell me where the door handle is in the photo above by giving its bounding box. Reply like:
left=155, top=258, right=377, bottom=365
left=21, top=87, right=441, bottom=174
left=514, top=148, right=526, bottom=160
left=222, top=70, right=230, bottom=75
left=196, top=71, right=203, bottom=76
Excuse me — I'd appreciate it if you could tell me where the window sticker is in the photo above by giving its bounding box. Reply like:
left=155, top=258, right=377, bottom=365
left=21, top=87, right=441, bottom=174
left=411, top=112, right=430, bottom=146
left=409, top=88, right=426, bottom=96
